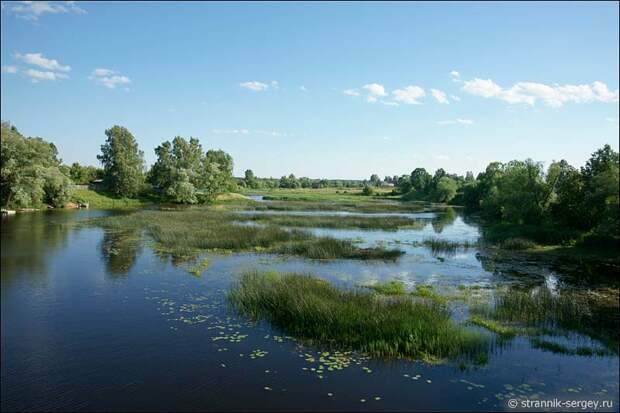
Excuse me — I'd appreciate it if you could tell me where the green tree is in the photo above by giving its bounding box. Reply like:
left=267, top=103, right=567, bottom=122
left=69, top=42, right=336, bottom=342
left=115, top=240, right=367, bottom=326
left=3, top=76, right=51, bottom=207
left=98, top=126, right=145, bottom=197
left=410, top=168, right=432, bottom=192
left=1, top=122, right=73, bottom=208
left=244, top=169, right=258, bottom=188
left=433, top=176, right=458, bottom=203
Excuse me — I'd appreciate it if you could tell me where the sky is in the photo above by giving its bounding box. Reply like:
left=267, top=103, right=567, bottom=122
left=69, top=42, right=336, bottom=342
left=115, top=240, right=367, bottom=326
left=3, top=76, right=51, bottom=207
left=1, top=1, right=618, bottom=179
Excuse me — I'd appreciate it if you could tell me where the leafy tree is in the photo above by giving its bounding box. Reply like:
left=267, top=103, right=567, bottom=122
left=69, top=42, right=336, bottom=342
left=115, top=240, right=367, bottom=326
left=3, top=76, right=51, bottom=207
left=433, top=176, right=458, bottom=203
left=244, top=169, right=258, bottom=188
left=370, top=174, right=381, bottom=187
left=1, top=122, right=73, bottom=208
left=410, top=168, right=431, bottom=192
left=69, top=162, right=103, bottom=184
left=148, top=137, right=234, bottom=203
left=98, top=126, right=145, bottom=197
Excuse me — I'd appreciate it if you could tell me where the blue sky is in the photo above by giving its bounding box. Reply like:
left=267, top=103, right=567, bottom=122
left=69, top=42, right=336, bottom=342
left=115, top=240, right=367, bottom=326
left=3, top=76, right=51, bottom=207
left=1, top=1, right=618, bottom=179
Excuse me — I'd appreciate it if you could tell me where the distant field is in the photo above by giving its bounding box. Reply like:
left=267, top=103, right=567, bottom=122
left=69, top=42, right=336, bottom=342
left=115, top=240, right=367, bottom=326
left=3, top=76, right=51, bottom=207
left=71, top=188, right=152, bottom=209
left=242, top=187, right=396, bottom=202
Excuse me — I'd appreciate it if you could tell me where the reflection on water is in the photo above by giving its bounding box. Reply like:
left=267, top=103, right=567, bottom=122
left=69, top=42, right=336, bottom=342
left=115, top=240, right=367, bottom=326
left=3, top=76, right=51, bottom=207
left=1, top=207, right=618, bottom=412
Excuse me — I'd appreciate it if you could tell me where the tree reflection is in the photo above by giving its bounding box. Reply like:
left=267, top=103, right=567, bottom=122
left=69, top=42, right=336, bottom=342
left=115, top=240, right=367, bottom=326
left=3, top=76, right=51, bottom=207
left=100, top=229, right=143, bottom=276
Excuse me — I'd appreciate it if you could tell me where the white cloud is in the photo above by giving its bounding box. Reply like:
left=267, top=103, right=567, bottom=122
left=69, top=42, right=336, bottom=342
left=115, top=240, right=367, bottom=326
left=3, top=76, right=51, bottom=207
left=431, top=88, right=449, bottom=104
left=1, top=65, right=18, bottom=74
left=24, top=68, right=68, bottom=82
left=299, top=85, right=307, bottom=92
left=606, top=117, right=619, bottom=123
left=270, top=80, right=279, bottom=89
left=450, top=70, right=461, bottom=82
left=8, top=1, right=86, bottom=21
left=240, top=81, right=269, bottom=91
left=15, top=52, right=70, bottom=72
left=435, top=154, right=451, bottom=160
left=450, top=95, right=461, bottom=102
left=90, top=68, right=131, bottom=89
left=381, top=100, right=399, bottom=107
left=211, top=129, right=287, bottom=137
left=462, top=77, right=619, bottom=107
left=362, top=83, right=387, bottom=97
left=392, top=85, right=425, bottom=104
left=437, top=118, right=474, bottom=125
left=343, top=89, right=360, bottom=96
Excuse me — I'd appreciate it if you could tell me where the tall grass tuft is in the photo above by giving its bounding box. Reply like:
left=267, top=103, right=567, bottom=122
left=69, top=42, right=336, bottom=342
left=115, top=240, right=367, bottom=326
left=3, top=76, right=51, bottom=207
left=228, top=272, right=490, bottom=363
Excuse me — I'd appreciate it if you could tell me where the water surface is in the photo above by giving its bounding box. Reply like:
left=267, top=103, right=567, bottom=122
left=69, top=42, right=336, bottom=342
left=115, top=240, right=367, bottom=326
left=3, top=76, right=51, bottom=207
left=1, top=208, right=617, bottom=411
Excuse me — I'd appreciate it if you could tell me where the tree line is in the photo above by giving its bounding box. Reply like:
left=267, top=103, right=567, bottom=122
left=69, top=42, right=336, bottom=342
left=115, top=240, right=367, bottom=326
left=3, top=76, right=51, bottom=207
left=1, top=122, right=235, bottom=208
left=241, top=170, right=365, bottom=189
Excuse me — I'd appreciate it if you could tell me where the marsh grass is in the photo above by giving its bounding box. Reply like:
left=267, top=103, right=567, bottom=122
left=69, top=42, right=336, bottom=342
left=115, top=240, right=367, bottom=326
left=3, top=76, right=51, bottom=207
left=187, top=258, right=209, bottom=277
left=364, top=280, right=407, bottom=295
left=86, top=209, right=403, bottom=261
left=529, top=338, right=611, bottom=357
left=422, top=238, right=477, bottom=255
left=471, top=288, right=619, bottom=353
left=274, top=237, right=404, bottom=260
left=228, top=272, right=490, bottom=363
left=500, top=238, right=537, bottom=250
left=231, top=213, right=426, bottom=231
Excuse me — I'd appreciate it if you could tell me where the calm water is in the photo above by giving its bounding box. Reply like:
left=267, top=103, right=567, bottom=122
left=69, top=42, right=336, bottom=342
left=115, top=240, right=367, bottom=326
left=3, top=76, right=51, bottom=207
left=1, top=208, right=618, bottom=411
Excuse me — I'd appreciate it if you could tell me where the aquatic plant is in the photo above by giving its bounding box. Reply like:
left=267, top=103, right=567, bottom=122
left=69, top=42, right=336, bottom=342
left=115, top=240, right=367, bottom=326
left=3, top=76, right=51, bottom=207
left=499, top=237, right=537, bottom=250
left=228, top=272, right=490, bottom=363
left=231, top=213, right=426, bottom=231
left=86, top=209, right=403, bottom=261
left=364, top=280, right=407, bottom=295
left=422, top=237, right=477, bottom=255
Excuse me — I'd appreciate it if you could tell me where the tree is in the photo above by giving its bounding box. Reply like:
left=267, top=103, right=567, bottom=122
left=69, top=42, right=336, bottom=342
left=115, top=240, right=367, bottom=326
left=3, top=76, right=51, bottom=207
left=434, top=176, right=458, bottom=203
left=581, top=144, right=619, bottom=230
left=1, top=122, right=73, bottom=208
left=369, top=174, right=381, bottom=187
left=410, top=168, right=431, bottom=192
left=148, top=137, right=234, bottom=203
left=69, top=162, right=103, bottom=184
left=98, top=126, right=145, bottom=197
left=244, top=169, right=258, bottom=188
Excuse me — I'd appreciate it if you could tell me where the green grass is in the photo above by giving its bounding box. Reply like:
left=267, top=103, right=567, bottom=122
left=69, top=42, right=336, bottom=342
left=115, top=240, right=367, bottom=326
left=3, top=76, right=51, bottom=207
left=421, top=238, right=477, bottom=255
left=71, top=188, right=153, bottom=209
left=273, top=237, right=404, bottom=260
left=85, top=209, right=403, bottom=261
left=187, top=258, right=209, bottom=277
left=228, top=272, right=490, bottom=363
left=468, top=316, right=519, bottom=338
left=231, top=213, right=426, bottom=231
left=529, top=338, right=611, bottom=357
left=471, top=288, right=619, bottom=352
left=364, top=280, right=407, bottom=295
left=499, top=237, right=537, bottom=250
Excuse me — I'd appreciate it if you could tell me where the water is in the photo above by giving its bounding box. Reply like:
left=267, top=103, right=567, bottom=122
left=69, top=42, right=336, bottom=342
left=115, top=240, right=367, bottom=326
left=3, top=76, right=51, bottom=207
left=1, top=208, right=618, bottom=411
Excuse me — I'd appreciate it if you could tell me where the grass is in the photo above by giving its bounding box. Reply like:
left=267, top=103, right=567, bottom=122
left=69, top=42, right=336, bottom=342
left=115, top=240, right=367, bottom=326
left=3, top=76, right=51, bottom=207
left=421, top=237, right=477, bottom=255
left=499, top=237, right=537, bottom=250
left=364, top=280, right=407, bottom=295
left=228, top=272, right=490, bottom=363
left=85, top=209, right=403, bottom=261
left=231, top=213, right=426, bottom=231
left=273, top=237, right=404, bottom=260
left=471, top=288, right=619, bottom=353
left=71, top=188, right=153, bottom=209
left=468, top=315, right=519, bottom=338
left=529, top=338, right=611, bottom=357
left=187, top=258, right=209, bottom=277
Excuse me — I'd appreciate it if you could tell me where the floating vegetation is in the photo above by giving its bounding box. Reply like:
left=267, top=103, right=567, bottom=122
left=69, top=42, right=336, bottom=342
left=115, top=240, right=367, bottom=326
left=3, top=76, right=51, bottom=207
left=468, top=316, right=518, bottom=338
left=273, top=237, right=403, bottom=260
left=187, top=258, right=209, bottom=277
left=529, top=338, right=611, bottom=357
left=499, top=237, right=537, bottom=250
left=249, top=349, right=269, bottom=359
left=364, top=280, right=406, bottom=295
left=228, top=271, right=490, bottom=363
left=232, top=213, right=426, bottom=231
left=86, top=209, right=402, bottom=262
left=470, top=287, right=619, bottom=353
left=421, top=237, right=477, bottom=256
